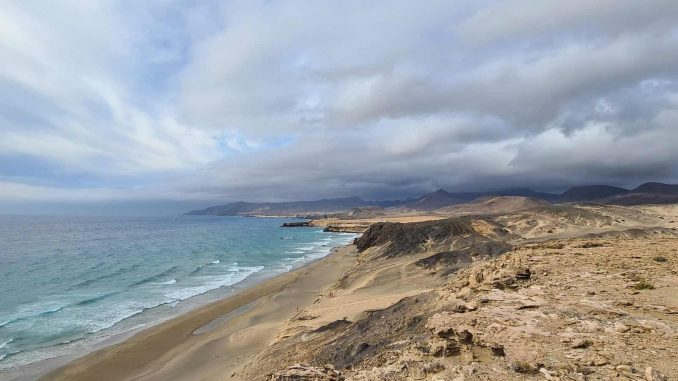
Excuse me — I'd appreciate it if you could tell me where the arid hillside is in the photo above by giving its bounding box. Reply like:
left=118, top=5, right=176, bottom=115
left=234, top=203, right=678, bottom=381
left=435, top=196, right=550, bottom=216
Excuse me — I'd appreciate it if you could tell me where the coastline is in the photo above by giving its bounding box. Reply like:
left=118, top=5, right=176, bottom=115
left=35, top=244, right=358, bottom=381
left=4, top=204, right=677, bottom=380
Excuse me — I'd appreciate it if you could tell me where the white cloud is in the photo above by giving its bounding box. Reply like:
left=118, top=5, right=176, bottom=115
left=1, top=0, right=677, bottom=207
left=0, top=1, right=227, bottom=179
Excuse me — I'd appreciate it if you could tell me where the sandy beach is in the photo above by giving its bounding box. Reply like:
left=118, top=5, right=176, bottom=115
left=38, top=245, right=358, bottom=381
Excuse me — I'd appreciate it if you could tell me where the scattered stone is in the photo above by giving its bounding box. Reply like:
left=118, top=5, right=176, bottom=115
left=578, top=242, right=605, bottom=248
left=645, top=366, right=667, bottom=381
left=577, top=366, right=596, bottom=375
left=349, top=342, right=369, bottom=357
left=516, top=303, right=540, bottom=310
left=515, top=268, right=531, bottom=280
left=423, top=361, right=445, bottom=374
left=571, top=339, right=593, bottom=349
left=511, top=361, right=539, bottom=374
left=539, top=368, right=557, bottom=380
left=270, top=364, right=343, bottom=381
left=296, top=313, right=318, bottom=321
left=312, top=319, right=351, bottom=333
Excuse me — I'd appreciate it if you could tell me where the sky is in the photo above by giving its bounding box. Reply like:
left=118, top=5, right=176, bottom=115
left=1, top=0, right=678, bottom=213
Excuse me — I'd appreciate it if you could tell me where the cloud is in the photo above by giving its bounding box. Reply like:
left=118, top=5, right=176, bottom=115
left=1, top=1, right=677, bottom=209
left=458, top=0, right=678, bottom=44
left=0, top=1, right=232, bottom=184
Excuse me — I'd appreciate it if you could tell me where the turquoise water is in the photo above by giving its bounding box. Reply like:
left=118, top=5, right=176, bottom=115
left=0, top=215, right=356, bottom=370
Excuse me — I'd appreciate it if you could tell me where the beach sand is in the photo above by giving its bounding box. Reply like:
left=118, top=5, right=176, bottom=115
left=40, top=245, right=358, bottom=381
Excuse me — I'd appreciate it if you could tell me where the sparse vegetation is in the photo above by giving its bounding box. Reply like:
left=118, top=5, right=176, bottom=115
left=512, top=361, right=539, bottom=374
left=653, top=256, right=668, bottom=263
left=634, top=281, right=655, bottom=290
left=578, top=242, right=604, bottom=248
left=423, top=362, right=445, bottom=374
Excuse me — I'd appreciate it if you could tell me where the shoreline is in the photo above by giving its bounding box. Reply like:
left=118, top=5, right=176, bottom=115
left=4, top=205, right=677, bottom=380
left=34, top=244, right=358, bottom=381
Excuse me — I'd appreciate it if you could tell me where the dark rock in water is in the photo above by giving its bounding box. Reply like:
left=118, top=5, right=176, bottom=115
left=281, top=221, right=310, bottom=227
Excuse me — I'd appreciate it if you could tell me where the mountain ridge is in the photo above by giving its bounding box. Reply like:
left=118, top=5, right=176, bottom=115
left=186, top=182, right=678, bottom=216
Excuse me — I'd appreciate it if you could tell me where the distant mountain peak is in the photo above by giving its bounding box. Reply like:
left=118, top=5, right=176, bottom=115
left=559, top=185, right=628, bottom=202
left=405, top=188, right=467, bottom=210
left=184, top=181, right=678, bottom=216
left=632, top=182, right=678, bottom=195
left=186, top=195, right=388, bottom=216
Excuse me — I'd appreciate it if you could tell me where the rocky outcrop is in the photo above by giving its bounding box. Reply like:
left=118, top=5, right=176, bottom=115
left=414, top=241, right=512, bottom=272
left=310, top=292, right=437, bottom=370
left=354, top=217, right=477, bottom=257
left=320, top=223, right=372, bottom=233
left=281, top=221, right=310, bottom=227
left=270, top=364, right=343, bottom=380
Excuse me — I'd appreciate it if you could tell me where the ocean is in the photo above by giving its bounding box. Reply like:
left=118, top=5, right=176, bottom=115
left=0, top=215, right=357, bottom=372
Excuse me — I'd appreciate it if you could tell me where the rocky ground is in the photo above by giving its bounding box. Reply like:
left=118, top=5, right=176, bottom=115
left=246, top=204, right=678, bottom=381
left=344, top=236, right=677, bottom=380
